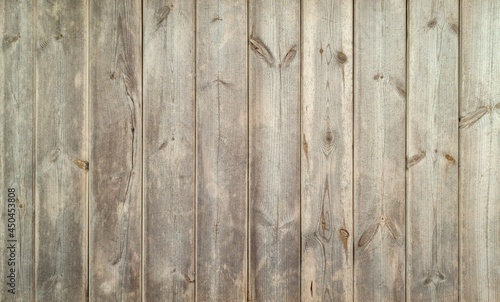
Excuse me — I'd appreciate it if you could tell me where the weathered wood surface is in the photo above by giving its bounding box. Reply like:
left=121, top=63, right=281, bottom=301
left=196, top=0, right=248, bottom=301
left=248, top=0, right=301, bottom=301
left=460, top=0, right=500, bottom=300
left=143, top=1, right=195, bottom=301
left=406, top=1, right=459, bottom=301
left=89, top=0, right=142, bottom=300
left=301, top=0, right=353, bottom=301
left=35, top=0, right=88, bottom=301
left=354, top=0, right=406, bottom=301
left=3, top=2, right=500, bottom=301
left=0, top=0, right=34, bottom=300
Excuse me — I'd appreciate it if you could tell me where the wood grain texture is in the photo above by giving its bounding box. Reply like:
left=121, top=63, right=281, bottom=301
left=354, top=0, right=406, bottom=301
left=460, top=0, right=500, bottom=300
left=0, top=0, right=34, bottom=300
left=248, top=0, right=301, bottom=301
left=143, top=0, right=195, bottom=301
left=89, top=0, right=142, bottom=300
left=407, top=1, right=459, bottom=301
left=301, top=0, right=353, bottom=301
left=35, top=0, right=88, bottom=300
left=196, top=0, right=248, bottom=301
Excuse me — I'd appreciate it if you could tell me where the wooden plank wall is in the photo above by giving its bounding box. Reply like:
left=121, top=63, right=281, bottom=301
left=1, top=0, right=499, bottom=301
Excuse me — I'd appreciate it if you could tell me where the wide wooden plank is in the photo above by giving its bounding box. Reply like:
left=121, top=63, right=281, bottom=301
left=89, top=0, right=142, bottom=300
left=0, top=0, right=34, bottom=300
left=34, top=0, right=88, bottom=300
left=406, top=1, right=459, bottom=301
left=196, top=0, right=247, bottom=301
left=460, top=0, right=500, bottom=300
left=353, top=0, right=406, bottom=300
left=142, top=0, right=195, bottom=301
left=301, top=0, right=353, bottom=301
left=248, top=0, right=301, bottom=301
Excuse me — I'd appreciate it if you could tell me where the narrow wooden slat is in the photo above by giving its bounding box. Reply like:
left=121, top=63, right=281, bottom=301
left=0, top=1, right=34, bottom=300
left=460, top=0, right=500, bottom=300
left=353, top=0, right=406, bottom=300
left=248, top=0, right=301, bottom=301
left=89, top=0, right=142, bottom=300
left=34, top=0, right=88, bottom=300
left=143, top=0, right=195, bottom=300
left=406, top=1, right=459, bottom=300
left=196, top=0, right=248, bottom=301
left=301, top=0, right=353, bottom=301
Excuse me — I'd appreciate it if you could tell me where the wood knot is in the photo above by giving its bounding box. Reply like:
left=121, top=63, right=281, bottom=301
left=407, top=150, right=426, bottom=169
left=74, top=159, right=89, bottom=170
left=339, top=228, right=349, bottom=238
left=249, top=35, right=275, bottom=66
left=427, top=18, right=437, bottom=28
left=322, top=130, right=335, bottom=156
left=281, top=46, right=297, bottom=68
left=445, top=154, right=456, bottom=164
left=7, top=35, right=20, bottom=43
left=336, top=51, right=347, bottom=64
left=325, top=131, right=333, bottom=143
left=449, top=23, right=458, bottom=34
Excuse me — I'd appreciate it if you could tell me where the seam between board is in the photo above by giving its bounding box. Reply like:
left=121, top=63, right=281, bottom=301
left=32, top=0, right=37, bottom=300
left=352, top=0, right=356, bottom=300
left=86, top=0, right=91, bottom=300
left=194, top=0, right=198, bottom=301
left=140, top=0, right=144, bottom=301
left=299, top=0, right=302, bottom=301
left=246, top=0, right=250, bottom=300
left=405, top=1, right=408, bottom=301
left=457, top=0, right=461, bottom=300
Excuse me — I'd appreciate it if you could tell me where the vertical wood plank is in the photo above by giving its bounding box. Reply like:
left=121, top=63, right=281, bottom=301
left=406, top=1, right=459, bottom=301
left=0, top=0, right=34, bottom=300
left=460, top=0, right=500, bottom=300
left=353, top=0, right=406, bottom=301
left=301, top=0, right=353, bottom=301
left=142, top=0, right=195, bottom=300
left=196, top=0, right=248, bottom=301
left=34, top=0, right=88, bottom=300
left=89, top=0, right=142, bottom=300
left=248, top=0, right=301, bottom=301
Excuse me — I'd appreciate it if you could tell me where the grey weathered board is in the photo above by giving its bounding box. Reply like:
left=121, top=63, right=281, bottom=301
left=35, top=0, right=88, bottom=301
left=354, top=0, right=406, bottom=301
left=407, top=0, right=459, bottom=301
left=248, top=0, right=301, bottom=301
left=0, top=0, right=34, bottom=301
left=143, top=0, right=195, bottom=301
left=196, top=0, right=248, bottom=301
left=301, top=0, right=353, bottom=301
left=89, top=0, right=142, bottom=300
left=0, top=1, right=499, bottom=301
left=460, top=0, right=500, bottom=301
